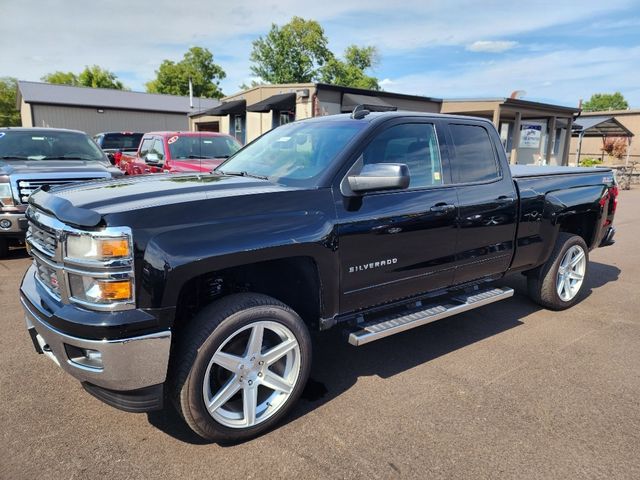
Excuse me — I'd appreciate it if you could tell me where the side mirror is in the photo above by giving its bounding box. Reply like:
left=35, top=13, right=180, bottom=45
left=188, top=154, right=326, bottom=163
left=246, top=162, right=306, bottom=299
left=145, top=152, right=160, bottom=164
left=347, top=163, right=410, bottom=194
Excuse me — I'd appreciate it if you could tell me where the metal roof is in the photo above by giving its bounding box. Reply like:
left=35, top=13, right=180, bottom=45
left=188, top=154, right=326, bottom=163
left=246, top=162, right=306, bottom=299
left=572, top=115, right=633, bottom=137
left=443, top=97, right=580, bottom=114
left=17, top=81, right=220, bottom=114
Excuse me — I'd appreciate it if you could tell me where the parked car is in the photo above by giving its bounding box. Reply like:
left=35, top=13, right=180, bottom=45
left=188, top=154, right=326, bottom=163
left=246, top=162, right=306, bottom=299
left=118, top=131, right=241, bottom=175
left=20, top=111, right=617, bottom=443
left=92, top=131, right=144, bottom=166
left=0, top=127, right=121, bottom=257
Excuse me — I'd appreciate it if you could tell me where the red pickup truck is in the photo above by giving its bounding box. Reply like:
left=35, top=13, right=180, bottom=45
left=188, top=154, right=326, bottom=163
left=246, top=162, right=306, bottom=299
left=119, top=131, right=241, bottom=175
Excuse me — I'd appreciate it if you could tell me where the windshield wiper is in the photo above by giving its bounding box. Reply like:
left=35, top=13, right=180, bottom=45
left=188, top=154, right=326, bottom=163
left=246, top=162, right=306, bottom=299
left=217, top=170, right=269, bottom=180
left=0, top=155, right=31, bottom=160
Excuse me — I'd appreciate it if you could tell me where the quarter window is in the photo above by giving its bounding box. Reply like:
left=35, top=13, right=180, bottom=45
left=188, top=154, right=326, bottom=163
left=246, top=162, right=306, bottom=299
left=362, top=123, right=444, bottom=188
left=449, top=124, right=499, bottom=183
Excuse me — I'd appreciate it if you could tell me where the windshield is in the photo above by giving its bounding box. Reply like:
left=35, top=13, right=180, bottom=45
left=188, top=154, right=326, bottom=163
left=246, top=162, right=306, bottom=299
left=0, top=130, right=106, bottom=161
left=216, top=120, right=366, bottom=186
left=168, top=135, right=241, bottom=160
left=100, top=133, right=143, bottom=150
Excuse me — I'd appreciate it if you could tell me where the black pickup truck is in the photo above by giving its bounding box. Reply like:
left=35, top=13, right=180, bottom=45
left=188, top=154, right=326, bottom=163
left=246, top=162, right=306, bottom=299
left=19, top=111, right=618, bottom=443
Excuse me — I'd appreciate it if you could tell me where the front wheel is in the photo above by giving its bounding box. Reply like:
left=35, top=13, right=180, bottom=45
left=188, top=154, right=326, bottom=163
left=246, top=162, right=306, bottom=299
left=0, top=238, right=8, bottom=258
left=527, top=233, right=589, bottom=310
left=171, top=293, right=312, bottom=443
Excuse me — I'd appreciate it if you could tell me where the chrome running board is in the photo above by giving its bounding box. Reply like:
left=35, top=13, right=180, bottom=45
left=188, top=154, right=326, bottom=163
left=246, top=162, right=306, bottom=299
left=348, top=287, right=514, bottom=346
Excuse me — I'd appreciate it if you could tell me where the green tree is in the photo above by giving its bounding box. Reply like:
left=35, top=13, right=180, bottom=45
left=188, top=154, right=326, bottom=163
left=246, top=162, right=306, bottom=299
left=0, top=77, right=21, bottom=127
left=320, top=45, right=381, bottom=90
left=41, top=71, right=79, bottom=86
left=146, top=47, right=225, bottom=99
left=249, top=17, right=332, bottom=83
left=42, top=66, right=126, bottom=89
left=582, top=92, right=629, bottom=112
left=77, top=65, right=125, bottom=89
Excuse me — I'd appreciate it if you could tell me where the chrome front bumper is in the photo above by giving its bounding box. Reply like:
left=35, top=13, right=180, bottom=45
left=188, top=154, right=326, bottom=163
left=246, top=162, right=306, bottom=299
left=21, top=295, right=171, bottom=392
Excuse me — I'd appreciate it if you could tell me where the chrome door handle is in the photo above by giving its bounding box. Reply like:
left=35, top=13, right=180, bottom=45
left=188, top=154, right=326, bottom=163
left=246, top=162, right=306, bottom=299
left=430, top=204, right=455, bottom=213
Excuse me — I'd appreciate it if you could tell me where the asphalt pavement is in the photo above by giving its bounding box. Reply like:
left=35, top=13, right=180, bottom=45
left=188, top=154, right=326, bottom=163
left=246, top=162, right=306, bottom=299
left=1, top=190, right=639, bottom=480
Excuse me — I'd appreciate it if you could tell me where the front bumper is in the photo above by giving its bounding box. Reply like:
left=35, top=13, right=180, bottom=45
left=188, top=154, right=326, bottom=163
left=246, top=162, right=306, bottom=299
left=20, top=269, right=172, bottom=395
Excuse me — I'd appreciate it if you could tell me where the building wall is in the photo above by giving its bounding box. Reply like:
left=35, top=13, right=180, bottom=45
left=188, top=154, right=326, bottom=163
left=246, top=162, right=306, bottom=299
left=191, top=84, right=440, bottom=142
left=26, top=103, right=189, bottom=135
left=316, top=89, right=341, bottom=116
left=20, top=100, right=33, bottom=127
left=569, top=111, right=640, bottom=165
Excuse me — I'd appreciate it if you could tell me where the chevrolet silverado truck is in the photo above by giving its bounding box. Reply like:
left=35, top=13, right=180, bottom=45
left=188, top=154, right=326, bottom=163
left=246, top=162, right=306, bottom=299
left=0, top=128, right=121, bottom=257
left=20, top=111, right=618, bottom=443
left=118, top=131, right=241, bottom=175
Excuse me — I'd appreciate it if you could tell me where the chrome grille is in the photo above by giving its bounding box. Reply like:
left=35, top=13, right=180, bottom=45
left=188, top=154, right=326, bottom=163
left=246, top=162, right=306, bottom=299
left=17, top=178, right=100, bottom=203
left=34, top=256, right=62, bottom=299
left=26, top=223, right=57, bottom=258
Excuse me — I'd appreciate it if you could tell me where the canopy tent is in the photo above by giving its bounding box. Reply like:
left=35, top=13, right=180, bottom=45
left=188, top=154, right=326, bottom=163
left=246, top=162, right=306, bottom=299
left=200, top=99, right=247, bottom=116
left=573, top=115, right=633, bottom=165
left=341, top=93, right=397, bottom=112
left=246, top=93, right=296, bottom=113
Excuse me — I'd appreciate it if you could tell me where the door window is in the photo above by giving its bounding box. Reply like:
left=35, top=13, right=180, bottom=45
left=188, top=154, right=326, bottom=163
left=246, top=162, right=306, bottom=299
left=138, top=138, right=153, bottom=157
left=148, top=138, right=166, bottom=163
left=449, top=124, right=499, bottom=183
left=362, top=123, right=444, bottom=188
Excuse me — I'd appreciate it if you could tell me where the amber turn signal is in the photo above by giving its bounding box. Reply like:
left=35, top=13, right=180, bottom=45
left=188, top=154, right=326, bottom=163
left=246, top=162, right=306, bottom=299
left=99, top=238, right=130, bottom=258
left=95, top=280, right=132, bottom=301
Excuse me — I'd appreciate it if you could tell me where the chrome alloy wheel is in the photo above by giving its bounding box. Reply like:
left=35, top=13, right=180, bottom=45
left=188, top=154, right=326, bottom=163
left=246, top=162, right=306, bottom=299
left=202, top=321, right=301, bottom=429
left=556, top=245, right=586, bottom=301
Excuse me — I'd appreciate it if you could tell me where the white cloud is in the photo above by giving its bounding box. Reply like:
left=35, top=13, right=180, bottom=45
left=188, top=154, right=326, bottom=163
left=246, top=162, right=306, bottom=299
left=466, top=41, right=518, bottom=53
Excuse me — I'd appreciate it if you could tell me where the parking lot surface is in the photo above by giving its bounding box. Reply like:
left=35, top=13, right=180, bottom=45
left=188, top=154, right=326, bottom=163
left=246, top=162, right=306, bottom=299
left=1, top=190, right=639, bottom=480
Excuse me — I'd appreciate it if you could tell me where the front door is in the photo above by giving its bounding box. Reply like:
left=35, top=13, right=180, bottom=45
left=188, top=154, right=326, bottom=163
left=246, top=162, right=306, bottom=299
left=334, top=120, right=459, bottom=313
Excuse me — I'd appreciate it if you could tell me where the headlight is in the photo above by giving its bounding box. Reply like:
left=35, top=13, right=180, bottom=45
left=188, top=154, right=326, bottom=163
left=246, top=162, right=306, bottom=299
left=66, top=234, right=131, bottom=261
left=0, top=182, right=14, bottom=206
left=68, top=274, right=133, bottom=304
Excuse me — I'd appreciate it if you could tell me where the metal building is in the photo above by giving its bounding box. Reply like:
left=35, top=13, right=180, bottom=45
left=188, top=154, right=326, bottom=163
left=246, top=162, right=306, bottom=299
left=16, top=81, right=220, bottom=136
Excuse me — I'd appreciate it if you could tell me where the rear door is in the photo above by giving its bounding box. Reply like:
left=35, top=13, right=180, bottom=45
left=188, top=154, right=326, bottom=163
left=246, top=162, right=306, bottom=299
left=444, top=121, right=518, bottom=284
left=334, top=119, right=459, bottom=313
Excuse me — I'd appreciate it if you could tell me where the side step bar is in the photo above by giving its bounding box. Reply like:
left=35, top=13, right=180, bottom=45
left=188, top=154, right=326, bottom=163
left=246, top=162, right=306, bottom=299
left=348, top=287, right=514, bottom=346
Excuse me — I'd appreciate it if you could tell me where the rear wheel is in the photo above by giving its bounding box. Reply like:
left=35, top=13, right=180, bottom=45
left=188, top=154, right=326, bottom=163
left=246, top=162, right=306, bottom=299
left=527, top=233, right=589, bottom=310
left=172, top=293, right=311, bottom=443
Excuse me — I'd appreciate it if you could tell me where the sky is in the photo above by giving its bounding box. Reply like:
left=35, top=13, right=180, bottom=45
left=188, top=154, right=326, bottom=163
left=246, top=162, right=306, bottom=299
left=1, top=0, right=639, bottom=107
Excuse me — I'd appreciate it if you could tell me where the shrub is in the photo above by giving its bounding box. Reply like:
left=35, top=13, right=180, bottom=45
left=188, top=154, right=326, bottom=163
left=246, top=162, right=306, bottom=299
left=581, top=157, right=603, bottom=167
left=601, top=137, right=628, bottom=161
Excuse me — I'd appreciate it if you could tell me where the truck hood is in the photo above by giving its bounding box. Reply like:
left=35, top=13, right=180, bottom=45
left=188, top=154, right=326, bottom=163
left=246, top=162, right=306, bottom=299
left=29, top=173, right=296, bottom=226
left=0, top=159, right=114, bottom=176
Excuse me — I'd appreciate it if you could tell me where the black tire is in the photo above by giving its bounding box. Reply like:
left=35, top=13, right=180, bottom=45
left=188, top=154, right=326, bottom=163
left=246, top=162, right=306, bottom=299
left=527, top=233, right=589, bottom=310
left=0, top=238, right=8, bottom=258
left=171, top=293, right=312, bottom=443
